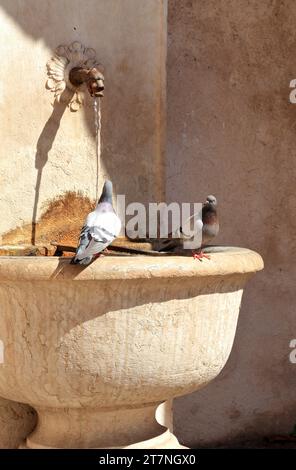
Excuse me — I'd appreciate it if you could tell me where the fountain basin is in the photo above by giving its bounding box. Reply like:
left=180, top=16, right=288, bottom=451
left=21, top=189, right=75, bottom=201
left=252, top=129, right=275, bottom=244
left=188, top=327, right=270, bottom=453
left=0, top=248, right=263, bottom=448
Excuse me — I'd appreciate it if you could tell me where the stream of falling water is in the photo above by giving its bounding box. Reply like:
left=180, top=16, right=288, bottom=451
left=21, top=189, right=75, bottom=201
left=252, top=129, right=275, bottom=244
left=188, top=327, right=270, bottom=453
left=93, top=97, right=102, bottom=202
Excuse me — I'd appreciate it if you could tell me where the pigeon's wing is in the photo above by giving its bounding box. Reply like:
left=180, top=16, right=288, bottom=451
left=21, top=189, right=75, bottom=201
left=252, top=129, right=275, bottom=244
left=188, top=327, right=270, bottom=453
left=73, top=211, right=96, bottom=258
left=180, top=213, right=203, bottom=240
left=181, top=214, right=203, bottom=250
left=169, top=210, right=203, bottom=241
left=74, top=225, right=93, bottom=260
left=74, top=212, right=121, bottom=262
left=155, top=211, right=203, bottom=252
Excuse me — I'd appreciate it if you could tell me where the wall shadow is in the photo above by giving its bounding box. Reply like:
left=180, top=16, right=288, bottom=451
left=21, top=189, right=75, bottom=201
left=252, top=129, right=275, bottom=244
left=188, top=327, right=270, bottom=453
left=0, top=1, right=103, bottom=242
left=31, top=91, right=73, bottom=244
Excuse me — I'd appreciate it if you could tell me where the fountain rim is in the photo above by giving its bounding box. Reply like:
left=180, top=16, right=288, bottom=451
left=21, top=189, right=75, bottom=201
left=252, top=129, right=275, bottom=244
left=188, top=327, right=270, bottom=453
left=0, top=247, right=263, bottom=281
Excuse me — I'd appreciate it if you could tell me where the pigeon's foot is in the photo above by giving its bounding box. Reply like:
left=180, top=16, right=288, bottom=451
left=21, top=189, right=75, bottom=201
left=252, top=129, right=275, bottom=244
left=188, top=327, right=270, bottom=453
left=192, top=250, right=211, bottom=262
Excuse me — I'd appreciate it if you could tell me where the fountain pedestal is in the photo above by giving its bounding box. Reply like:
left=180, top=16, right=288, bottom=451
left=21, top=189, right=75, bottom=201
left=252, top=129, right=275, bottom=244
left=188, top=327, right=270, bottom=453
left=0, top=249, right=263, bottom=448
left=24, top=404, right=181, bottom=449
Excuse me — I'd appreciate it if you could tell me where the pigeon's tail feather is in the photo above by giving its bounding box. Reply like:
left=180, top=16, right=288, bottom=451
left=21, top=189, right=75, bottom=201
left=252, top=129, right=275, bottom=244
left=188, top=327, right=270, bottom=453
left=71, top=255, right=92, bottom=265
left=78, top=256, right=93, bottom=265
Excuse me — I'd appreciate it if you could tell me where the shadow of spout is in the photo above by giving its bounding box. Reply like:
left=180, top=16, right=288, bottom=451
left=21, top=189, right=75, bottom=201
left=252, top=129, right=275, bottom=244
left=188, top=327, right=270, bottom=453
left=31, top=90, right=74, bottom=245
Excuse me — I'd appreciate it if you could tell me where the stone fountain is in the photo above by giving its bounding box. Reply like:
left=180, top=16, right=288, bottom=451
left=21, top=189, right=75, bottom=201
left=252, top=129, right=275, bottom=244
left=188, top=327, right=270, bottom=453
left=0, top=250, right=262, bottom=448
left=0, top=0, right=263, bottom=448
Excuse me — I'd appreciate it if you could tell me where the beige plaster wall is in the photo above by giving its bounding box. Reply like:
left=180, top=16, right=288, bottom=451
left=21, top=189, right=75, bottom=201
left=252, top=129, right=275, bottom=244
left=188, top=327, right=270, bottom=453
left=0, top=0, right=166, bottom=245
left=168, top=0, right=296, bottom=446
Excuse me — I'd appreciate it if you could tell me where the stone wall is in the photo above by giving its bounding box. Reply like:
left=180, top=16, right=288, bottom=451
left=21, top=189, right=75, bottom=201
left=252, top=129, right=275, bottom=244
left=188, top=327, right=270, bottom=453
left=168, top=0, right=296, bottom=446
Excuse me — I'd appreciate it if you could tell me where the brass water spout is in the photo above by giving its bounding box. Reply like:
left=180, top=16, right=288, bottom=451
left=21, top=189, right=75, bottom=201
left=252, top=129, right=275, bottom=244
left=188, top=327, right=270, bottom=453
left=69, top=66, right=104, bottom=97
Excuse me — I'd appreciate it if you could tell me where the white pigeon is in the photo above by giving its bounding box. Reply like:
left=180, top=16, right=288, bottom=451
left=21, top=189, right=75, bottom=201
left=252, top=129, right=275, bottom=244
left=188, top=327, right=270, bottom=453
left=71, top=180, right=121, bottom=265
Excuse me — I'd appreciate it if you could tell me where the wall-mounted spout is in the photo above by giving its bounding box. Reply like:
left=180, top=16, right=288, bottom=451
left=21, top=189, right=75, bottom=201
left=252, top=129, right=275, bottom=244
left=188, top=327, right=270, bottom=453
left=47, top=42, right=104, bottom=110
left=69, top=66, right=104, bottom=98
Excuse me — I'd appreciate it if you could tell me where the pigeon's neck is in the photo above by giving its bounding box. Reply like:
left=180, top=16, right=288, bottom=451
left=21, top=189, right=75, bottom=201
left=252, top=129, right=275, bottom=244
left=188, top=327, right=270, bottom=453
left=96, top=201, right=113, bottom=212
left=98, top=195, right=112, bottom=204
left=203, top=203, right=217, bottom=213
left=202, top=205, right=217, bottom=224
left=98, top=181, right=113, bottom=205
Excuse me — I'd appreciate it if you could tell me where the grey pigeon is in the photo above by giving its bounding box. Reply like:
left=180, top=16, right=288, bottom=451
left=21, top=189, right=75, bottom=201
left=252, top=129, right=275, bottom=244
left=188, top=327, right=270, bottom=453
left=155, top=195, right=219, bottom=257
left=71, top=180, right=121, bottom=265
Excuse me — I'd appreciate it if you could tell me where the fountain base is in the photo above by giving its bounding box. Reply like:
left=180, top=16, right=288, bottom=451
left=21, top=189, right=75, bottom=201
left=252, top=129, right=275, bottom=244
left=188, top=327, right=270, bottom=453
left=19, top=404, right=185, bottom=449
